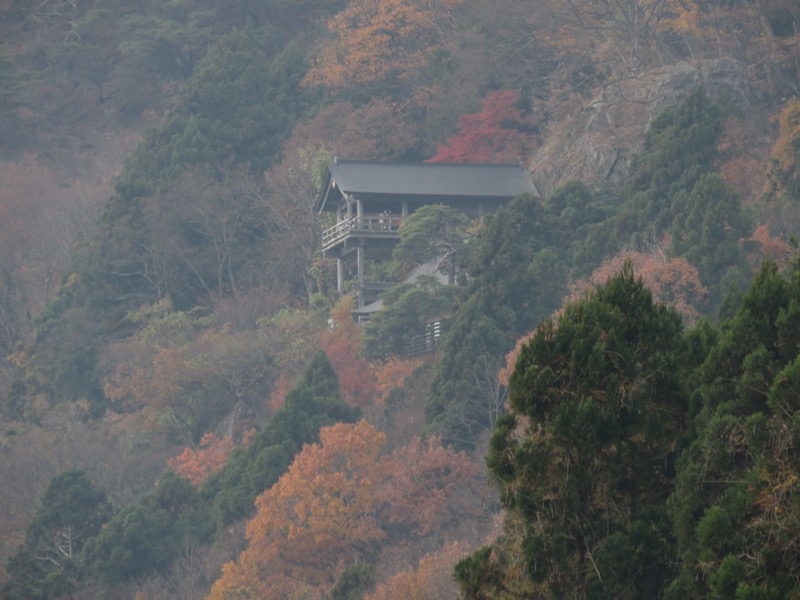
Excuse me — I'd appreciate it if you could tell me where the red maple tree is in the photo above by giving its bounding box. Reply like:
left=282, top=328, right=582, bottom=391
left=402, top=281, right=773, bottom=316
left=428, top=89, right=536, bottom=163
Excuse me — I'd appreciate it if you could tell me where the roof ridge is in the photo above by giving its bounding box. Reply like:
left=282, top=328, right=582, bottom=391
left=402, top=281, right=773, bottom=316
left=332, top=159, right=526, bottom=169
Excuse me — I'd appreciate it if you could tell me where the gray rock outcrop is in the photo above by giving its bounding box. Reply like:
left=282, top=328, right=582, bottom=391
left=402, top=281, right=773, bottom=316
left=529, top=57, right=750, bottom=196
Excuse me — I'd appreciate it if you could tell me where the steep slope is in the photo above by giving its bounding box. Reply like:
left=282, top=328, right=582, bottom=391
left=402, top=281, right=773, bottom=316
left=530, top=58, right=751, bottom=196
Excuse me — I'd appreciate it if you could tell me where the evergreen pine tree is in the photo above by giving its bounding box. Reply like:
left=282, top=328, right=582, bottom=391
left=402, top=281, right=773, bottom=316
left=461, top=265, right=689, bottom=598
left=670, top=172, right=752, bottom=307
left=202, top=349, right=359, bottom=525
left=666, top=260, right=800, bottom=599
left=617, top=86, right=721, bottom=243
left=84, top=471, right=213, bottom=584
left=426, top=193, right=567, bottom=449
left=3, top=471, right=112, bottom=599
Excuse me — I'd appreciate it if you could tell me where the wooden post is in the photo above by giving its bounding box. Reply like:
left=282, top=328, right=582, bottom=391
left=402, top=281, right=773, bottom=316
left=357, top=245, right=365, bottom=308
left=355, top=196, right=365, bottom=307
left=337, top=257, right=344, bottom=296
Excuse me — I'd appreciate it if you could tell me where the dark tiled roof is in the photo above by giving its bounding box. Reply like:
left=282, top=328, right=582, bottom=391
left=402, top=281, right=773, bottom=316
left=318, top=160, right=537, bottom=212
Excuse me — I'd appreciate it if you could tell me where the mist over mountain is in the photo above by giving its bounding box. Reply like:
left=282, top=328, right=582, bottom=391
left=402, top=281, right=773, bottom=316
left=1, top=1, right=799, bottom=598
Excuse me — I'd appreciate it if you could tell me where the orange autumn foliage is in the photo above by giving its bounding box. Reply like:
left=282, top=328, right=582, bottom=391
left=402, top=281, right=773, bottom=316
left=267, top=374, right=292, bottom=412
left=526, top=0, right=702, bottom=72
left=286, top=99, right=419, bottom=161
left=207, top=421, right=483, bottom=599
left=501, top=249, right=708, bottom=392
left=168, top=433, right=234, bottom=485
left=498, top=330, right=537, bottom=389
left=319, top=299, right=378, bottom=407
left=715, top=115, right=772, bottom=206
left=102, top=312, right=271, bottom=439
left=378, top=436, right=480, bottom=535
left=719, top=155, right=768, bottom=206
left=749, top=224, right=792, bottom=266
left=764, top=99, right=800, bottom=199
left=365, top=541, right=473, bottom=600
left=264, top=299, right=395, bottom=412
left=320, top=331, right=376, bottom=407
left=569, top=250, right=708, bottom=325
left=303, top=0, right=464, bottom=102
left=373, top=356, right=425, bottom=404
left=207, top=421, right=387, bottom=599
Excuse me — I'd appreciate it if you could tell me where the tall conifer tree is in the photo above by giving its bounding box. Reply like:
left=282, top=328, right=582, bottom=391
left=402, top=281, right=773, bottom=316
left=666, top=260, right=800, bottom=599
left=459, top=265, right=689, bottom=598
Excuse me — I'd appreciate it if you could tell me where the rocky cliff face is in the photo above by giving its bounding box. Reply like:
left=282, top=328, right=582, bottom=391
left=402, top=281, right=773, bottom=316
left=529, top=57, right=751, bottom=196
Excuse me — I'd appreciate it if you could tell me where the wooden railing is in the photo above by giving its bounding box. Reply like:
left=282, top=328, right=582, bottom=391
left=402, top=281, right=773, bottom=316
left=321, top=217, right=356, bottom=250
left=321, top=215, right=403, bottom=251
left=405, top=320, right=444, bottom=356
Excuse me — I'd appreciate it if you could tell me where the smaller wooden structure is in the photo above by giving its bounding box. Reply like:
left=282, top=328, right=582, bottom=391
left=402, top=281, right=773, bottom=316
left=316, top=159, right=538, bottom=308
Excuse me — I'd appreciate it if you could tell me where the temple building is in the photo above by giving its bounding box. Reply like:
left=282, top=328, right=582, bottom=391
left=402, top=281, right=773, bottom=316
left=316, top=159, right=538, bottom=314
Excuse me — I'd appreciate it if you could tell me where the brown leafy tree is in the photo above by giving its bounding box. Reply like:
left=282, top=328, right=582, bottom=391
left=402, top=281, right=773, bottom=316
left=285, top=99, right=420, bottom=161
left=372, top=356, right=425, bottom=405
left=147, top=165, right=270, bottom=305
left=559, top=0, right=701, bottom=68
left=207, top=420, right=483, bottom=599
left=568, top=248, right=709, bottom=324
left=763, top=99, right=800, bottom=206
left=102, top=300, right=273, bottom=441
left=378, top=435, right=481, bottom=536
left=748, top=224, right=792, bottom=266
left=364, top=541, right=474, bottom=600
left=0, top=155, right=110, bottom=349
left=319, top=299, right=379, bottom=408
left=263, top=146, right=330, bottom=303
left=303, top=0, right=464, bottom=103
left=168, top=433, right=235, bottom=486
left=207, top=421, right=388, bottom=599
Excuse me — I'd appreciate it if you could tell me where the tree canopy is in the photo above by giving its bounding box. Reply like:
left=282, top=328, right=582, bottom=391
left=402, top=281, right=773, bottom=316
left=666, top=260, right=800, bottom=599
left=3, top=470, right=112, bottom=600
left=425, top=182, right=612, bottom=449
left=459, top=265, right=689, bottom=598
left=208, top=420, right=481, bottom=599
left=428, top=89, right=536, bottom=163
left=2, top=1, right=799, bottom=598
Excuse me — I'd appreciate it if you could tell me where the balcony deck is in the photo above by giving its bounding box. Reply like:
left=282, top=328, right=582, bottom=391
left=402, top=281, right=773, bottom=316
left=321, top=215, right=402, bottom=253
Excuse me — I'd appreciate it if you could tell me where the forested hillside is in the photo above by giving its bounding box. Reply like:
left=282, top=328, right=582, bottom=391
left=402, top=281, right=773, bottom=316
left=1, top=0, right=800, bottom=598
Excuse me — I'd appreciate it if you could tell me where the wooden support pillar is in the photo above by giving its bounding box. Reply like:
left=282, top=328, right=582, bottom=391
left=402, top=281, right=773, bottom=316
left=356, top=245, right=365, bottom=308
left=336, top=257, right=344, bottom=296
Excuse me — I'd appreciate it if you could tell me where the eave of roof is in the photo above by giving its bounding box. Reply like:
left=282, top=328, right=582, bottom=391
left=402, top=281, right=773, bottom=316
left=316, top=160, right=537, bottom=213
